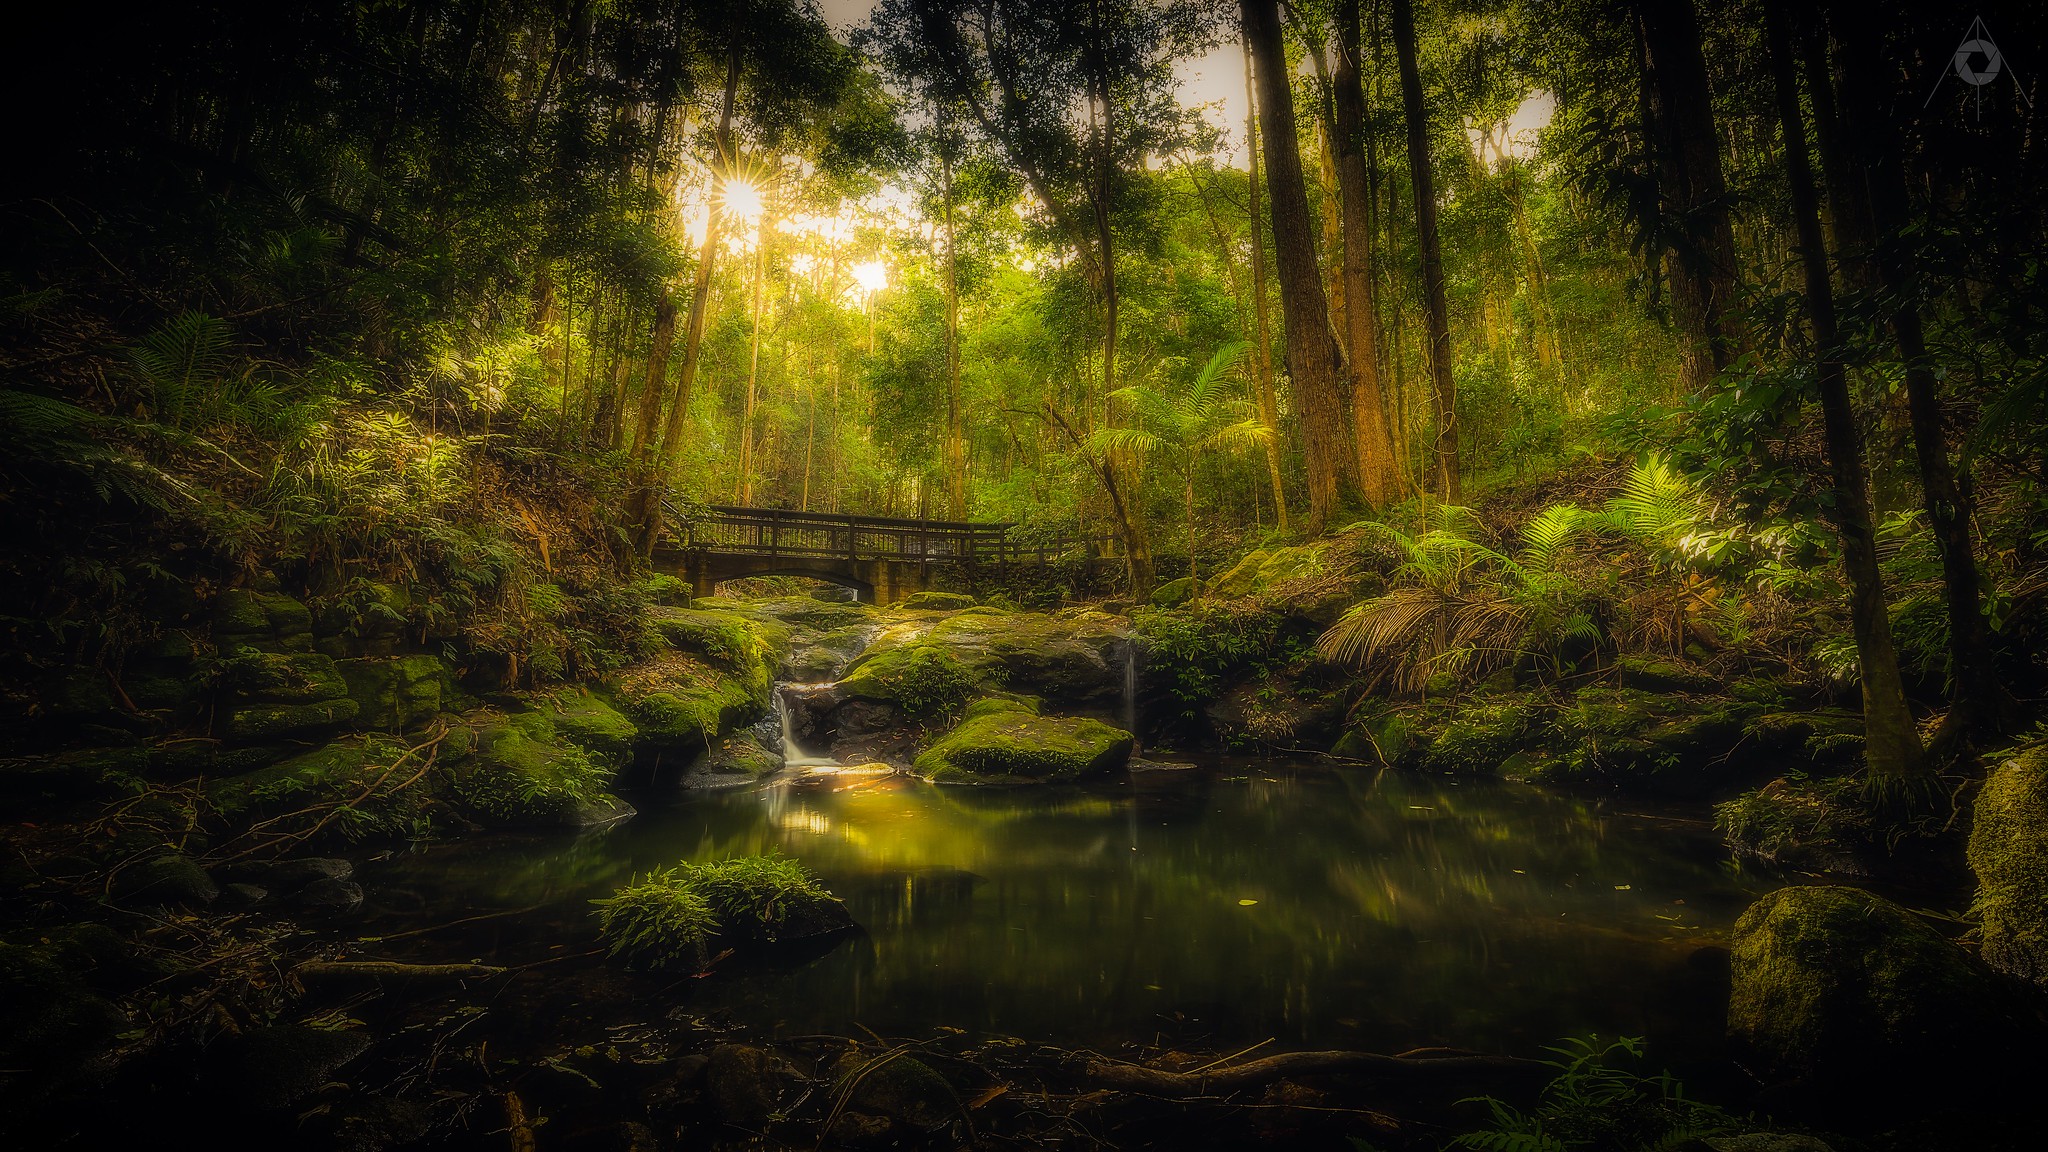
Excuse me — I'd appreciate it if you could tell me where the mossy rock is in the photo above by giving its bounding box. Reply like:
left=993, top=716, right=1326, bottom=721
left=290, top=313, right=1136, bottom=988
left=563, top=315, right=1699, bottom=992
left=901, top=590, right=975, bottom=610
left=1537, top=688, right=1758, bottom=796
left=638, top=573, right=694, bottom=607
left=538, top=688, right=639, bottom=769
left=110, top=853, right=219, bottom=906
left=829, top=1049, right=957, bottom=1130
left=310, top=581, right=411, bottom=657
left=961, top=694, right=1041, bottom=722
left=1616, top=655, right=1720, bottom=694
left=207, top=735, right=424, bottom=837
left=1207, top=550, right=1271, bottom=599
left=1968, top=743, right=2048, bottom=987
left=1715, top=777, right=1875, bottom=875
left=837, top=645, right=978, bottom=717
left=785, top=623, right=874, bottom=683
left=1420, top=698, right=1547, bottom=775
left=223, top=697, right=361, bottom=743
left=914, top=711, right=1133, bottom=784
left=223, top=651, right=350, bottom=705
left=651, top=607, right=787, bottom=687
left=1149, top=576, right=1198, bottom=608
left=845, top=609, right=1127, bottom=706
left=693, top=731, right=782, bottom=781
left=336, top=654, right=446, bottom=731
left=684, top=855, right=855, bottom=943
left=1727, top=885, right=2017, bottom=1089
left=449, top=711, right=626, bottom=827
left=610, top=650, right=767, bottom=751
left=212, top=589, right=314, bottom=653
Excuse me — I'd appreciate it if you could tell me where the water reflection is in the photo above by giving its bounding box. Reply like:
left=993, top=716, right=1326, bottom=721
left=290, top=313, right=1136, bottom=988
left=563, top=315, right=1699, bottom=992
left=363, top=763, right=1776, bottom=1055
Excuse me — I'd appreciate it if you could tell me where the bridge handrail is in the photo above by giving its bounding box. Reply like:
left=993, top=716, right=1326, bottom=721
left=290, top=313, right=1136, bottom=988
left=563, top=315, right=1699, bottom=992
left=664, top=501, right=1111, bottom=565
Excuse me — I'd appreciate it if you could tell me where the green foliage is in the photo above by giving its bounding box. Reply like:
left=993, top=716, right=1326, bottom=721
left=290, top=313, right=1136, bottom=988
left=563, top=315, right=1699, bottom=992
left=1451, top=1037, right=1738, bottom=1152
left=676, top=854, right=836, bottom=942
left=592, top=868, right=720, bottom=973
left=854, top=645, right=979, bottom=718
left=1132, top=603, right=1292, bottom=718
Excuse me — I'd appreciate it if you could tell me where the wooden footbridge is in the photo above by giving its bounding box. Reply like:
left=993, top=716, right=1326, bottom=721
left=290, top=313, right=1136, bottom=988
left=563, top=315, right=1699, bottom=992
left=655, top=504, right=1094, bottom=603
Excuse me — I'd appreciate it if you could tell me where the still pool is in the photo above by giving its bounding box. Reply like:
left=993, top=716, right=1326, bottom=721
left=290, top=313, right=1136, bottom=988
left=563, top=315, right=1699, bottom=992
left=358, top=762, right=1779, bottom=1058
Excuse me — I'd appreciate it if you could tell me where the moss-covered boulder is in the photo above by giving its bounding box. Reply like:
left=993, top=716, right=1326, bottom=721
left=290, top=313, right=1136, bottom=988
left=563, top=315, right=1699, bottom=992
left=786, top=623, right=876, bottom=683
left=844, top=608, right=1128, bottom=707
left=212, top=589, right=315, bottom=654
left=448, top=711, right=631, bottom=827
left=1534, top=687, right=1758, bottom=796
left=914, top=704, right=1133, bottom=783
left=1727, top=885, right=2018, bottom=1090
left=536, top=688, right=638, bottom=769
left=837, top=645, right=978, bottom=718
left=221, top=651, right=359, bottom=742
left=900, top=590, right=975, bottom=610
left=336, top=654, right=446, bottom=731
left=1422, top=697, right=1549, bottom=775
left=1616, top=655, right=1719, bottom=694
left=611, top=651, right=767, bottom=752
left=1149, top=576, right=1198, bottom=608
left=829, top=1049, right=958, bottom=1131
left=109, top=852, right=219, bottom=906
left=207, top=735, right=428, bottom=837
left=689, top=729, right=782, bottom=785
left=1968, top=743, right=2048, bottom=987
left=223, top=698, right=361, bottom=743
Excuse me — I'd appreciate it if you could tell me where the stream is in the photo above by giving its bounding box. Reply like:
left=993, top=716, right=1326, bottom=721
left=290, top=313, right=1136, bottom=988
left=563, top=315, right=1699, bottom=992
left=356, top=758, right=1780, bottom=1063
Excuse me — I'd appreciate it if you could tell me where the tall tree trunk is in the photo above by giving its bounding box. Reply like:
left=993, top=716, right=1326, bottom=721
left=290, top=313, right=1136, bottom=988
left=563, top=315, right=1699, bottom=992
left=632, top=48, right=739, bottom=556
left=1334, top=0, right=1398, bottom=507
left=735, top=208, right=769, bottom=505
left=1244, top=38, right=1292, bottom=531
left=1764, top=4, right=1922, bottom=777
left=1829, top=9, right=2015, bottom=747
left=1390, top=0, right=1459, bottom=500
left=1246, top=0, right=1358, bottom=531
left=942, top=118, right=967, bottom=520
left=1636, top=0, right=1743, bottom=392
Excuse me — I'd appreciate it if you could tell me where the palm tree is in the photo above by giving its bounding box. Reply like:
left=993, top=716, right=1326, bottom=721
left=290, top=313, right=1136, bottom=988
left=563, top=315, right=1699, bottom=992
left=1091, top=342, right=1272, bottom=590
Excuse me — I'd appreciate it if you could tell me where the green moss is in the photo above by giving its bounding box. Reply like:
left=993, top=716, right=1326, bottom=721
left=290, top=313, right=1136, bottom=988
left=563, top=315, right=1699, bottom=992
left=1149, top=576, right=1197, bottom=608
left=1968, top=743, right=2048, bottom=987
left=213, top=590, right=314, bottom=653
left=1536, top=688, right=1757, bottom=795
left=1420, top=698, right=1546, bottom=775
left=611, top=651, right=763, bottom=750
left=851, top=608, right=1128, bottom=706
left=538, top=688, right=639, bottom=768
left=224, top=697, right=361, bottom=742
left=207, top=734, right=420, bottom=837
left=1727, top=885, right=2008, bottom=1086
left=838, top=644, right=977, bottom=717
left=1715, top=776, right=1873, bottom=873
left=451, top=712, right=619, bottom=826
left=1616, top=655, right=1719, bottom=694
left=223, top=652, right=350, bottom=704
left=914, top=712, right=1133, bottom=783
left=901, top=590, right=975, bottom=610
left=961, top=694, right=1041, bottom=722
left=698, top=731, right=782, bottom=778
left=336, top=654, right=446, bottom=731
left=637, top=573, right=693, bottom=606
left=593, top=867, right=720, bottom=972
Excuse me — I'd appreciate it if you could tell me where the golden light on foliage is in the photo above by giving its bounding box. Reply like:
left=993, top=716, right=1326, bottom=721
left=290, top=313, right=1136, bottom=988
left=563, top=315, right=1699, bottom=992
left=852, top=260, right=888, bottom=294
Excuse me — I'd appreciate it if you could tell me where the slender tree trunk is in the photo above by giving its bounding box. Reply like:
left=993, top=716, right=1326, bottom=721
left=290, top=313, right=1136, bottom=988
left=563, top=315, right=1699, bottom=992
left=1636, top=0, right=1744, bottom=392
left=943, top=119, right=967, bottom=520
left=1829, top=9, right=2015, bottom=746
left=735, top=208, right=769, bottom=504
left=1390, top=0, right=1459, bottom=500
left=632, top=48, right=739, bottom=556
left=1764, top=3, right=1921, bottom=777
left=1245, top=38, right=1292, bottom=531
left=1246, top=0, right=1358, bottom=531
left=1334, top=0, right=1397, bottom=507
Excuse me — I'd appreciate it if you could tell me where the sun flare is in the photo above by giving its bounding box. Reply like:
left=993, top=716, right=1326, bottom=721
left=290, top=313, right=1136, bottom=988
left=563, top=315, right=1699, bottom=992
left=719, top=177, right=764, bottom=223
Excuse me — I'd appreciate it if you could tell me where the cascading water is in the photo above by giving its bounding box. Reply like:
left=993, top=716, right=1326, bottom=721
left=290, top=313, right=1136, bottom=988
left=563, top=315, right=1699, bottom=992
left=774, top=684, right=839, bottom=768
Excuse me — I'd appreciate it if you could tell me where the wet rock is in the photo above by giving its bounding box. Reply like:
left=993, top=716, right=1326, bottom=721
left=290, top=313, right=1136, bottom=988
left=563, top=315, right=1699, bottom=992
left=1967, top=742, right=2048, bottom=987
left=110, top=852, right=218, bottom=906
left=291, top=877, right=366, bottom=912
left=830, top=1049, right=957, bottom=1131
left=206, top=1024, right=371, bottom=1110
left=1727, top=885, right=2019, bottom=1091
left=701, top=1043, right=795, bottom=1129
left=914, top=700, right=1133, bottom=784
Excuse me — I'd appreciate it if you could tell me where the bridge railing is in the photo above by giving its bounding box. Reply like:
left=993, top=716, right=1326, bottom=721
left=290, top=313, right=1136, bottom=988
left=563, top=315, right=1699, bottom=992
left=673, top=504, right=1101, bottom=565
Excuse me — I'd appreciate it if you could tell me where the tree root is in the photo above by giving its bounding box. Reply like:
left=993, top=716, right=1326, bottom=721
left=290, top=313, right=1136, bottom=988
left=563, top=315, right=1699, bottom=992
left=294, top=960, right=508, bottom=986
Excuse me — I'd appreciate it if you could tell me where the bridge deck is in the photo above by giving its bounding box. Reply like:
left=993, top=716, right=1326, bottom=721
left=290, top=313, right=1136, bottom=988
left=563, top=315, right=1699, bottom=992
left=673, top=504, right=1085, bottom=565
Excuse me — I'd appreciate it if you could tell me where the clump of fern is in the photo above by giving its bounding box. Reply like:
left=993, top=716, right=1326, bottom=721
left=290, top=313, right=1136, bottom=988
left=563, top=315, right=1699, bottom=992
left=1450, top=1036, right=1741, bottom=1152
left=679, top=853, right=838, bottom=943
left=592, top=867, right=720, bottom=973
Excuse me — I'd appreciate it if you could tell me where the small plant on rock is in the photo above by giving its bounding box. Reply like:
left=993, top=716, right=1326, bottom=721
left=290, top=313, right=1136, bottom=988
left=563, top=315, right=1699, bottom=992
left=592, top=867, right=719, bottom=972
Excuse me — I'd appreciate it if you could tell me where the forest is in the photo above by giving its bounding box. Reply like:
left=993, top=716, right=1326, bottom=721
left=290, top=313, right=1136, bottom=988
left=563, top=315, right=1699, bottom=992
left=3, top=0, right=2047, bottom=1148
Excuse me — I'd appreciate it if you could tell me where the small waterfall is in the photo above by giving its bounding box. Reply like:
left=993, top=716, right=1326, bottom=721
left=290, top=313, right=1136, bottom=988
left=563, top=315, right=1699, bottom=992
left=775, top=683, right=838, bottom=768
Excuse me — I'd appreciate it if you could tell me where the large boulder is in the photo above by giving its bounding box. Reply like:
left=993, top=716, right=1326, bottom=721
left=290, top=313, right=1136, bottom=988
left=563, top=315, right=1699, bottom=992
left=537, top=688, right=639, bottom=769
left=1968, top=743, right=2048, bottom=987
left=1727, top=885, right=2018, bottom=1090
left=447, top=711, right=632, bottom=827
left=609, top=608, right=782, bottom=752
left=842, top=608, right=1129, bottom=708
left=913, top=699, right=1133, bottom=784
left=336, top=654, right=447, bottom=731
left=208, top=735, right=430, bottom=838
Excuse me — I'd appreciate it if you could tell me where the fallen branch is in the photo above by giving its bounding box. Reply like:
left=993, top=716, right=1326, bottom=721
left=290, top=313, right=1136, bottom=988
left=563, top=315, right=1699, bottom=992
left=1077, top=1047, right=1546, bottom=1099
left=294, top=959, right=507, bottom=986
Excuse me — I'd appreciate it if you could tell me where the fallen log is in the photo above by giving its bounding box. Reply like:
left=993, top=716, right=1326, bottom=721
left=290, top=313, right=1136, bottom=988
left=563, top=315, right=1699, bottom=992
left=1078, top=1047, right=1546, bottom=1099
left=294, top=959, right=508, bottom=986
